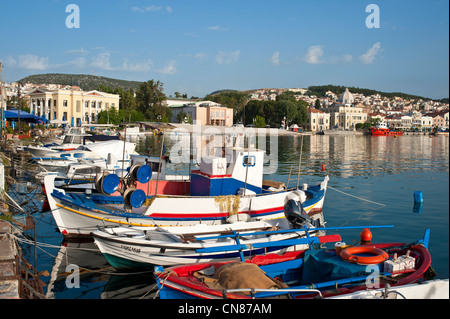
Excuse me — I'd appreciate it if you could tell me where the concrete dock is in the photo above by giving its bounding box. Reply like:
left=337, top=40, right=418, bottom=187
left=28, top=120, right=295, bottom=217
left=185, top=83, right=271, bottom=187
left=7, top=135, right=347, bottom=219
left=0, top=220, right=20, bottom=299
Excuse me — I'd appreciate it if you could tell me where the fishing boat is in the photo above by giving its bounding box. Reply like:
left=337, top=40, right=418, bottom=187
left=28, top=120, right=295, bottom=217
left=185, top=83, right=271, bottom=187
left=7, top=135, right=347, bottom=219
left=25, top=126, right=119, bottom=157
left=370, top=122, right=403, bottom=136
left=154, top=228, right=433, bottom=299
left=328, top=279, right=448, bottom=299
left=31, top=140, right=138, bottom=169
left=38, top=154, right=188, bottom=195
left=91, top=217, right=330, bottom=269
left=43, top=144, right=329, bottom=237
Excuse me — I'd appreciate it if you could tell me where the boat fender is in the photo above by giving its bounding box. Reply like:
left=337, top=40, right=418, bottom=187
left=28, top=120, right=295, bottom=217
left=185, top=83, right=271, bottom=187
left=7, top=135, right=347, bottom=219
left=226, top=213, right=251, bottom=223
left=236, top=188, right=256, bottom=196
left=340, top=246, right=389, bottom=265
left=284, top=190, right=306, bottom=204
left=360, top=228, right=372, bottom=244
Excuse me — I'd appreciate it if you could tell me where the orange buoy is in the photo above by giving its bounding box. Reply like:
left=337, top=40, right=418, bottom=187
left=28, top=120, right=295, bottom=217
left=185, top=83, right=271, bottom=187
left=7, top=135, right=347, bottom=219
left=322, top=164, right=325, bottom=171
left=360, top=228, right=372, bottom=244
left=340, top=246, right=389, bottom=265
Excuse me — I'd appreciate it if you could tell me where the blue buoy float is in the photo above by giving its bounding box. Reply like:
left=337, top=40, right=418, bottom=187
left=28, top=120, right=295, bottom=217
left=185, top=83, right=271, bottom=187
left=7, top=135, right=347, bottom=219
left=413, top=191, right=423, bottom=214
left=414, top=191, right=423, bottom=203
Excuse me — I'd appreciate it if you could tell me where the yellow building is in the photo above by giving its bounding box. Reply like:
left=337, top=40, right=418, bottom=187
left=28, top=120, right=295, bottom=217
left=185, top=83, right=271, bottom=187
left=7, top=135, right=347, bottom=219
left=168, top=100, right=234, bottom=126
left=320, top=88, right=368, bottom=130
left=27, top=88, right=120, bottom=126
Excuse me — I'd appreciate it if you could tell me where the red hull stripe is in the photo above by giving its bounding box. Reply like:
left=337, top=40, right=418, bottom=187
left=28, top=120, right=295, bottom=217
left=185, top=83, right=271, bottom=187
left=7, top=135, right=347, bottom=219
left=148, top=206, right=284, bottom=219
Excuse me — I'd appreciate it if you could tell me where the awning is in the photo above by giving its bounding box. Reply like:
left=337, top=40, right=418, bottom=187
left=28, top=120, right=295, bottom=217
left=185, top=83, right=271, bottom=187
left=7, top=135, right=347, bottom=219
left=3, top=108, right=49, bottom=124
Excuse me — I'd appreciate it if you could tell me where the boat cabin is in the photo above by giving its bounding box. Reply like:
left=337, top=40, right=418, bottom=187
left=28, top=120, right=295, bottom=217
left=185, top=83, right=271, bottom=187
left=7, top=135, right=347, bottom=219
left=190, top=147, right=265, bottom=196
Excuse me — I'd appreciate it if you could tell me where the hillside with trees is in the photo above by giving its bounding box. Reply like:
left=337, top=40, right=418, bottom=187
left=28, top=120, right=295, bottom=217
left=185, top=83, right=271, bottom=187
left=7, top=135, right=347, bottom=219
left=19, top=73, right=142, bottom=91
left=306, top=85, right=430, bottom=101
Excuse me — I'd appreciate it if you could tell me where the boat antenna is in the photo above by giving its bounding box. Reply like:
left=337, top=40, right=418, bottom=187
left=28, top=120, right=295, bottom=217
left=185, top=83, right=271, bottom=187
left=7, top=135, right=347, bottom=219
left=286, top=165, right=293, bottom=189
left=154, top=131, right=165, bottom=196
left=243, top=134, right=250, bottom=194
left=121, top=124, right=127, bottom=181
left=296, top=134, right=304, bottom=189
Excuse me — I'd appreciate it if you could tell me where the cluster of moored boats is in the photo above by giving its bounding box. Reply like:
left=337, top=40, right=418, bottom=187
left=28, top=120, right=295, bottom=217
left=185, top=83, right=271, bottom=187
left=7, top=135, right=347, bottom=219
left=28, top=127, right=447, bottom=299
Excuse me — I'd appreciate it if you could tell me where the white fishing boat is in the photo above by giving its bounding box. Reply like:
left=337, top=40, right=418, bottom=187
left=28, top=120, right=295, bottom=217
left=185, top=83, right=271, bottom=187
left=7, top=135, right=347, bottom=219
left=31, top=140, right=138, bottom=169
left=91, top=216, right=327, bottom=269
left=25, top=126, right=120, bottom=157
left=43, top=143, right=329, bottom=237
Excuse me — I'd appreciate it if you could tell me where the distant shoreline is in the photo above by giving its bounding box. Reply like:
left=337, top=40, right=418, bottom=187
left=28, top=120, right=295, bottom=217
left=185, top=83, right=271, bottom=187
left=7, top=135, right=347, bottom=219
left=166, top=123, right=365, bottom=136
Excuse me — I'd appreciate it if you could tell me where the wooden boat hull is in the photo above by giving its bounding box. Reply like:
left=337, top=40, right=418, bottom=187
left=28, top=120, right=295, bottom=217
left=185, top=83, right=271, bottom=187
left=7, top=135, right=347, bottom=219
left=44, top=175, right=329, bottom=237
left=91, top=226, right=318, bottom=268
left=154, top=239, right=432, bottom=299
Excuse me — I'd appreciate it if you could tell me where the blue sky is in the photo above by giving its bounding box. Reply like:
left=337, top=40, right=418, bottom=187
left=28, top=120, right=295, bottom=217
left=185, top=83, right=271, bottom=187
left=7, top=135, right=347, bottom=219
left=0, top=0, right=448, bottom=99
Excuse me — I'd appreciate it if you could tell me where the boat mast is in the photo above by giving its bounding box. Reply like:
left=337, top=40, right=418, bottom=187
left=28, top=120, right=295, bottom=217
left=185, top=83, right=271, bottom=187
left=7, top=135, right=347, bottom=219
left=296, top=134, right=304, bottom=189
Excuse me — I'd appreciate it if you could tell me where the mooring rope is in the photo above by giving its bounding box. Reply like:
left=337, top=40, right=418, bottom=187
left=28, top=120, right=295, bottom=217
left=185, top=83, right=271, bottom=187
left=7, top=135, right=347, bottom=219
left=328, top=185, right=386, bottom=207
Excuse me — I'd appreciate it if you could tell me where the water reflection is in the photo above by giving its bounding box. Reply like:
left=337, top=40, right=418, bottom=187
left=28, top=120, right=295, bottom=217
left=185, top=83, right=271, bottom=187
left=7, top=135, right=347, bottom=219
left=137, top=133, right=448, bottom=179
left=41, top=133, right=449, bottom=298
left=46, top=240, right=157, bottom=299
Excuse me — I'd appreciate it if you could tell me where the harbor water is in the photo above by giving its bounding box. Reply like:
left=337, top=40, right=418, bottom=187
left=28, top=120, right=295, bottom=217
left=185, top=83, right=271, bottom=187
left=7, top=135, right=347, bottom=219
left=16, top=133, right=449, bottom=299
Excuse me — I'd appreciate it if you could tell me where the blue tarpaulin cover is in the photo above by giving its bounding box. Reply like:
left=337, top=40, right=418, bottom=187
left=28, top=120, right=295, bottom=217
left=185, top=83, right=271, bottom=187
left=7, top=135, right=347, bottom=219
left=3, top=108, right=49, bottom=123
left=301, top=249, right=370, bottom=285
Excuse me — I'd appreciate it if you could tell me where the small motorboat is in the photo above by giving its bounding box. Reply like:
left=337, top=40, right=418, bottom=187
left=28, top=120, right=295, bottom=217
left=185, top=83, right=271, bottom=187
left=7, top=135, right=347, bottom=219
left=154, top=228, right=433, bottom=299
left=370, top=122, right=403, bottom=136
left=91, top=201, right=330, bottom=269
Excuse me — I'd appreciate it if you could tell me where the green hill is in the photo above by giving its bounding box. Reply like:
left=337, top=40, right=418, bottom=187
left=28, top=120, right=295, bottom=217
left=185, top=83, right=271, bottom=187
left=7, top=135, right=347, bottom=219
left=305, top=85, right=430, bottom=101
left=18, top=73, right=143, bottom=91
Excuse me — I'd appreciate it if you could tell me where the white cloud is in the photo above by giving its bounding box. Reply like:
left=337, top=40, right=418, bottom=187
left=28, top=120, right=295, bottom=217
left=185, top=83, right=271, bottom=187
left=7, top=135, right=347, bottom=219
left=90, top=52, right=114, bottom=71
left=194, top=53, right=206, bottom=60
left=215, top=50, right=240, bottom=64
left=64, top=47, right=88, bottom=55
left=1, top=56, right=17, bottom=68
left=271, top=51, right=280, bottom=66
left=343, top=54, right=353, bottom=63
left=157, top=60, right=177, bottom=75
left=207, top=25, right=230, bottom=31
left=131, top=5, right=168, bottom=13
left=17, top=54, right=49, bottom=70
left=359, top=42, right=382, bottom=64
left=121, top=58, right=152, bottom=72
left=67, top=57, right=86, bottom=68
left=304, top=45, right=324, bottom=64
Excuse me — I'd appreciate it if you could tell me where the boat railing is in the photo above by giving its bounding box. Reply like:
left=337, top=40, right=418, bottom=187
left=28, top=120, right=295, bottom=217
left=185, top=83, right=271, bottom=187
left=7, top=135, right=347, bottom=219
left=222, top=288, right=323, bottom=299
left=195, top=225, right=393, bottom=262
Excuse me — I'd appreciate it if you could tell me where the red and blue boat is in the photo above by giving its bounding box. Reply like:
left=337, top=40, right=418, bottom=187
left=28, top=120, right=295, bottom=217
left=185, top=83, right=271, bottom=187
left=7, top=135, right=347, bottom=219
left=154, top=228, right=433, bottom=299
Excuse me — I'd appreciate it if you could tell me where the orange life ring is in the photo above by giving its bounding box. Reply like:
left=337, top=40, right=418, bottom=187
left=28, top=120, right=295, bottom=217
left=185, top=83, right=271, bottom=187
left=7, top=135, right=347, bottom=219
left=340, top=246, right=389, bottom=265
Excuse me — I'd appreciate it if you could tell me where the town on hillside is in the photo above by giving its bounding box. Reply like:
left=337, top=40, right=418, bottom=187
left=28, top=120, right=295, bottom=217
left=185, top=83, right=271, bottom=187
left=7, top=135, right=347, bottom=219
left=1, top=79, right=449, bottom=135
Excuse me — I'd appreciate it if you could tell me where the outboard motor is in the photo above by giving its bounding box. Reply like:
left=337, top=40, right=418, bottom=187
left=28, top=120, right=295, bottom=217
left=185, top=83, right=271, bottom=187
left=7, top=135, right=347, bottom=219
left=284, top=199, right=313, bottom=228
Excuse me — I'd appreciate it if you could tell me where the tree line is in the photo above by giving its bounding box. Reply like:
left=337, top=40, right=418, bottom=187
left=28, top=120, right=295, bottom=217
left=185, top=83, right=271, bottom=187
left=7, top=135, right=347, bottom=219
left=96, top=80, right=172, bottom=125
left=205, top=90, right=309, bottom=128
left=95, top=81, right=310, bottom=127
